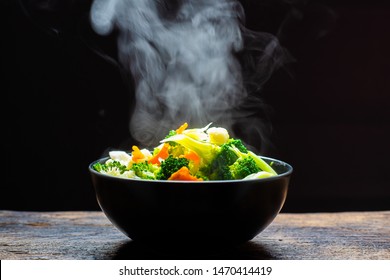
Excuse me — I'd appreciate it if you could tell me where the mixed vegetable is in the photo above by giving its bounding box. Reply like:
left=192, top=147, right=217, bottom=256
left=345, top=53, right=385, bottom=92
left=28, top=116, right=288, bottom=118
left=93, top=123, right=277, bottom=181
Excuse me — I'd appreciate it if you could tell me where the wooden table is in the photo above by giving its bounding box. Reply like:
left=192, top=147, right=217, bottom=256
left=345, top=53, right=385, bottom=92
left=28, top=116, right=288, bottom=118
left=1, top=211, right=389, bottom=260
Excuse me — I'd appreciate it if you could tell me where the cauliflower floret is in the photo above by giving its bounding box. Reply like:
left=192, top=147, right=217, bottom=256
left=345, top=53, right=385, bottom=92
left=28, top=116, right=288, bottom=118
left=207, top=127, right=229, bottom=145
left=108, top=151, right=132, bottom=167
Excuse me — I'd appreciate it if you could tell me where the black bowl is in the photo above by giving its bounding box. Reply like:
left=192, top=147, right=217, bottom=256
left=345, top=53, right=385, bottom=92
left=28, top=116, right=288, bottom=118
left=89, top=156, right=292, bottom=251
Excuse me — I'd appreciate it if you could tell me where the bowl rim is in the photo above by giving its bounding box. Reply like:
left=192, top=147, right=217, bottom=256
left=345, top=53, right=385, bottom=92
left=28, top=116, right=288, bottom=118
left=89, top=154, right=293, bottom=184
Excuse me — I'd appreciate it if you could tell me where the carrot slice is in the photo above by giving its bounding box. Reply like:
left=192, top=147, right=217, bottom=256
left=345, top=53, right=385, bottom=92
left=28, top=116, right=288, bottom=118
left=183, top=150, right=200, bottom=166
left=176, top=122, right=188, bottom=134
left=148, top=143, right=170, bottom=165
left=131, top=145, right=145, bottom=163
left=168, top=166, right=203, bottom=181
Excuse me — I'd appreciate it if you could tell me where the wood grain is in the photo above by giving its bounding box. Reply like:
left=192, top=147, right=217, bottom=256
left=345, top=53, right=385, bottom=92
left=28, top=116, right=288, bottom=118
left=1, top=211, right=389, bottom=260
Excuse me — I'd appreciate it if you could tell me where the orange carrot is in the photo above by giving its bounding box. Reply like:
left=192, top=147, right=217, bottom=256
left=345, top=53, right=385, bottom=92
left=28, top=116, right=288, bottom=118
left=168, top=166, right=203, bottom=181
left=183, top=150, right=200, bottom=166
left=131, top=145, right=145, bottom=163
left=148, top=143, right=170, bottom=165
left=176, top=122, right=188, bottom=134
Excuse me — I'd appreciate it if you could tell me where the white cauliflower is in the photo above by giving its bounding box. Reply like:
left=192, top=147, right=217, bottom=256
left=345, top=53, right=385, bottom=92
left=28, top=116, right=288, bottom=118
left=206, top=127, right=229, bottom=145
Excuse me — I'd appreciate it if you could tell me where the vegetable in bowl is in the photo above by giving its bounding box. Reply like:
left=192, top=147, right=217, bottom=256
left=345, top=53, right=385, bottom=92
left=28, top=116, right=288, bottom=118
left=93, top=122, right=277, bottom=181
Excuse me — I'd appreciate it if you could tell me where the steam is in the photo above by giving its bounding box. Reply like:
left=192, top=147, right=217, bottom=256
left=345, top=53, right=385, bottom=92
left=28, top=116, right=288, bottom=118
left=90, top=0, right=285, bottom=148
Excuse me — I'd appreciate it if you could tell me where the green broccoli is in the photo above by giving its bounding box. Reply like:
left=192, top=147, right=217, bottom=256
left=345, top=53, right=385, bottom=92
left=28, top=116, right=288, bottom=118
left=229, top=146, right=277, bottom=175
left=198, top=139, right=248, bottom=180
left=131, top=162, right=159, bottom=180
left=230, top=157, right=260, bottom=179
left=200, top=145, right=234, bottom=180
left=208, top=165, right=234, bottom=180
left=202, top=139, right=277, bottom=180
left=93, top=161, right=127, bottom=174
left=156, top=155, right=190, bottom=180
left=209, top=138, right=248, bottom=166
left=93, top=162, right=105, bottom=172
left=164, top=130, right=178, bottom=147
left=214, top=144, right=238, bottom=165
left=161, top=134, right=277, bottom=180
left=224, top=138, right=248, bottom=153
left=165, top=130, right=177, bottom=139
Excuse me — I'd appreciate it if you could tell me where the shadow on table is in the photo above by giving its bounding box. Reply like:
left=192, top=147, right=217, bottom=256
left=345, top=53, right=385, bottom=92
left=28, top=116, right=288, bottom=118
left=111, top=240, right=279, bottom=260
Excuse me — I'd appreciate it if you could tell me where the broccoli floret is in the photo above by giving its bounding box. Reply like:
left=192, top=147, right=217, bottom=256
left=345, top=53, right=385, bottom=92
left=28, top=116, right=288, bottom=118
left=230, top=157, right=260, bottom=179
left=225, top=138, right=248, bottom=153
left=93, top=161, right=127, bottom=174
left=93, top=162, right=104, bottom=172
left=201, top=139, right=277, bottom=180
left=218, top=143, right=239, bottom=165
left=168, top=143, right=186, bottom=158
left=199, top=140, right=247, bottom=180
left=200, top=144, right=234, bottom=180
left=195, top=173, right=209, bottom=181
left=165, top=130, right=177, bottom=139
left=161, top=133, right=276, bottom=180
left=208, top=138, right=248, bottom=169
left=229, top=146, right=278, bottom=175
left=156, top=155, right=190, bottom=180
left=164, top=130, right=178, bottom=147
left=93, top=160, right=138, bottom=178
left=131, top=162, right=159, bottom=180
left=210, top=165, right=234, bottom=180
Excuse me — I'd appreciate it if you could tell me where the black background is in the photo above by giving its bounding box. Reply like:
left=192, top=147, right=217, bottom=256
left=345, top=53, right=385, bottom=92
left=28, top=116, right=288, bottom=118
left=3, top=0, right=390, bottom=212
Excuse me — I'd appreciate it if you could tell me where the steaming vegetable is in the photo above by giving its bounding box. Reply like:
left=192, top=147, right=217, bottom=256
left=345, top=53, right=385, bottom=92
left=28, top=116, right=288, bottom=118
left=131, top=162, right=159, bottom=180
left=198, top=139, right=246, bottom=180
left=230, top=157, right=260, bottom=180
left=156, top=155, right=190, bottom=180
left=93, top=123, right=277, bottom=181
